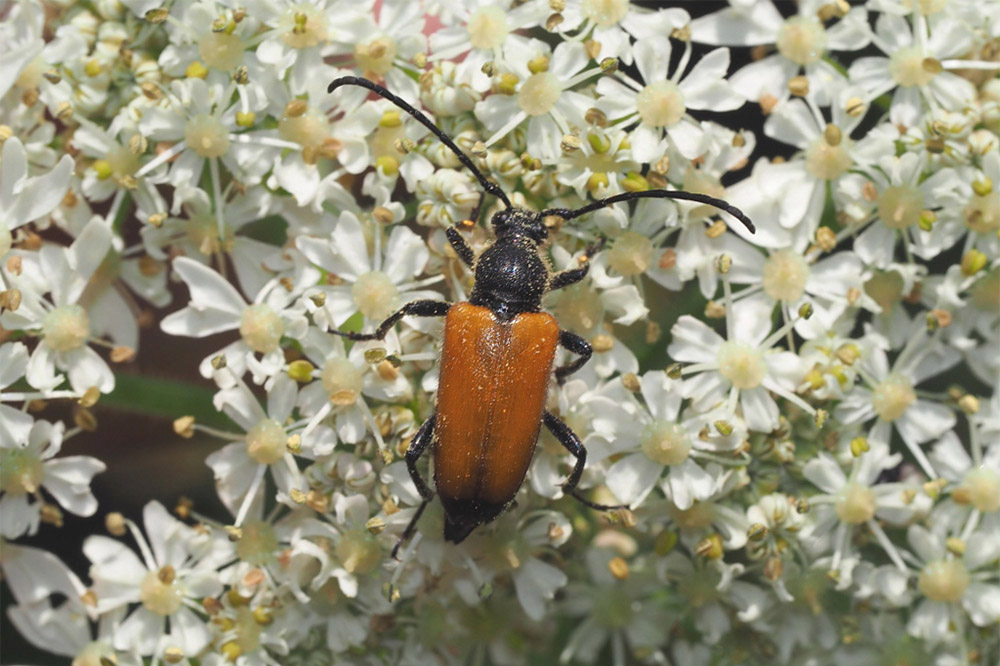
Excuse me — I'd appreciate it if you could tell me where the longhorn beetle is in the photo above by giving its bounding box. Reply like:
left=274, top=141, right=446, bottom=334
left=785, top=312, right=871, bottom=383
left=327, top=76, right=755, bottom=550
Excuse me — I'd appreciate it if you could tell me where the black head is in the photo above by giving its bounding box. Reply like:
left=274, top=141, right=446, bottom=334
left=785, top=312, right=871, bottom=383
left=490, top=208, right=547, bottom=244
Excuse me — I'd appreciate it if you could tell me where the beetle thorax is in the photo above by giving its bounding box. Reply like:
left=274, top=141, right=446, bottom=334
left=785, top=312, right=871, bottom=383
left=470, top=235, right=549, bottom=317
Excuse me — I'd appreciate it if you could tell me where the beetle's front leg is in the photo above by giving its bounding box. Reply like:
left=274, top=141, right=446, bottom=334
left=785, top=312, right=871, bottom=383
left=332, top=299, right=451, bottom=341
left=554, top=330, right=591, bottom=384
left=542, top=411, right=625, bottom=511
left=445, top=227, right=475, bottom=269
left=393, top=414, right=436, bottom=559
left=443, top=190, right=486, bottom=269
left=548, top=237, right=607, bottom=291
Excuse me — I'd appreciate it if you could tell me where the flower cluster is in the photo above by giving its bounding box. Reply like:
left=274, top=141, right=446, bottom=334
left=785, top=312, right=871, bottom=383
left=1, top=0, right=998, bottom=664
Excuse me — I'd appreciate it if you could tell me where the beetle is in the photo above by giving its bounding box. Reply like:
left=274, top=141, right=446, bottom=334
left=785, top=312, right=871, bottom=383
left=326, top=76, right=755, bottom=550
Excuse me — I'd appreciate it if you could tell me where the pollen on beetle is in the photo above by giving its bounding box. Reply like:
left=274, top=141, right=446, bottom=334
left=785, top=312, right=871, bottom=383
left=878, top=185, right=925, bottom=229
left=776, top=16, right=827, bottom=65
left=351, top=270, right=399, bottom=321
left=717, top=341, right=767, bottom=390
left=245, top=418, right=287, bottom=465
left=582, top=0, right=629, bottom=27
left=872, top=373, right=916, bottom=422
left=889, top=46, right=937, bottom=88
left=184, top=113, right=230, bottom=158
left=607, top=231, right=653, bottom=276
left=636, top=81, right=686, bottom=128
left=467, top=6, right=509, bottom=49
left=518, top=72, right=561, bottom=116
left=239, top=304, right=284, bottom=354
left=640, top=420, right=692, bottom=466
left=834, top=482, right=876, bottom=524
left=321, top=357, right=364, bottom=406
left=762, top=249, right=810, bottom=302
left=42, top=304, right=91, bottom=352
left=918, top=559, right=970, bottom=603
left=139, top=567, right=183, bottom=616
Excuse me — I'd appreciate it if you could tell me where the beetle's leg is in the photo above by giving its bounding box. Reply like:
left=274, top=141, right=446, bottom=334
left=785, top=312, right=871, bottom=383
left=548, top=237, right=607, bottom=291
left=543, top=411, right=626, bottom=511
left=445, top=226, right=475, bottom=269
left=445, top=189, right=485, bottom=269
left=393, top=414, right=436, bottom=560
left=554, top=330, right=591, bottom=384
left=332, top=300, right=451, bottom=341
left=405, top=414, right=436, bottom=501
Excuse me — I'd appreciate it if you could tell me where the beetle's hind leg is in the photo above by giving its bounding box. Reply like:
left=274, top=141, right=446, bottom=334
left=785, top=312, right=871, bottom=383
left=392, top=414, right=436, bottom=560
left=542, top=411, right=627, bottom=512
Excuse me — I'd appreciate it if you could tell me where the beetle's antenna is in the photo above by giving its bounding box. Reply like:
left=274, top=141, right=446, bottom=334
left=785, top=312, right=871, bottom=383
left=542, top=190, right=756, bottom=234
left=328, top=76, right=513, bottom=210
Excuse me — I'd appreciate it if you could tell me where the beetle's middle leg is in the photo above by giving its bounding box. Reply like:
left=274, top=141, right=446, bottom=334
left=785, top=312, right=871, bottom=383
left=542, top=411, right=626, bottom=511
left=393, top=413, right=436, bottom=560
left=332, top=299, right=451, bottom=341
left=554, top=330, right=591, bottom=384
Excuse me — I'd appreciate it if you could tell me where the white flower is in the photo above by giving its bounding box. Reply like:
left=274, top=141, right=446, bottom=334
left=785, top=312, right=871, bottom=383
left=839, top=152, right=964, bottom=267
left=596, top=37, right=743, bottom=161
left=556, top=2, right=690, bottom=64
left=0, top=419, right=105, bottom=538
left=205, top=375, right=310, bottom=526
left=136, top=77, right=284, bottom=214
left=428, top=0, right=548, bottom=92
left=668, top=292, right=809, bottom=433
left=160, top=256, right=309, bottom=387
left=295, top=327, right=410, bottom=447
left=836, top=329, right=959, bottom=479
left=84, top=501, right=230, bottom=655
left=800, top=441, right=925, bottom=586
left=334, top=0, right=427, bottom=100
left=0, top=542, right=101, bottom=660
left=692, top=0, right=870, bottom=106
left=140, top=187, right=287, bottom=298
left=296, top=211, right=440, bottom=330
left=905, top=522, right=1000, bottom=643
left=475, top=40, right=600, bottom=161
left=1, top=219, right=117, bottom=393
left=0, top=137, right=73, bottom=257
left=761, top=87, right=895, bottom=238
left=601, top=371, right=743, bottom=510
left=847, top=13, right=980, bottom=128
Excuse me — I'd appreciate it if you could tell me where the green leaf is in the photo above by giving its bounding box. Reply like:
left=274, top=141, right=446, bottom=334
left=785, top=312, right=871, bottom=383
left=103, top=373, right=234, bottom=428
